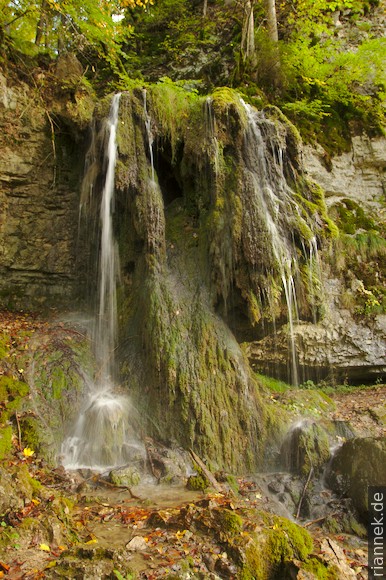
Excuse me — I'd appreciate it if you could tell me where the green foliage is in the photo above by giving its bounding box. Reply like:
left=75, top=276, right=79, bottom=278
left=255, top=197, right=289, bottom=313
left=1, top=0, right=136, bottom=81
left=255, top=373, right=291, bottom=393
left=150, top=77, right=202, bottom=161
left=279, top=34, right=386, bottom=149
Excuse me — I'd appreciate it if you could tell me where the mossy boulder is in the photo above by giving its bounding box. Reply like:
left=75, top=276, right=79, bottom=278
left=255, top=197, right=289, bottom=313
left=109, top=466, right=141, bottom=487
left=280, top=420, right=331, bottom=476
left=325, top=437, right=386, bottom=521
left=186, top=473, right=209, bottom=491
left=241, top=514, right=314, bottom=579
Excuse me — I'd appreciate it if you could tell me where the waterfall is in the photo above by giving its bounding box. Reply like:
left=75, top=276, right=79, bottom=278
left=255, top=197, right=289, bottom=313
left=308, top=236, right=322, bottom=325
left=96, top=93, right=120, bottom=382
left=61, top=94, right=145, bottom=471
left=143, top=89, right=155, bottom=183
left=241, top=101, right=306, bottom=385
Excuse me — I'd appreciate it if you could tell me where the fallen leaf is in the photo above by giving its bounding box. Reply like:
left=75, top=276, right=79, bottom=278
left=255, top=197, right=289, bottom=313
left=0, top=563, right=10, bottom=572
left=39, top=544, right=51, bottom=552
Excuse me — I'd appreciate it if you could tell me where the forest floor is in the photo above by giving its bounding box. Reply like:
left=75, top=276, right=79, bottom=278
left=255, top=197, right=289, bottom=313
left=0, top=310, right=385, bottom=578
left=329, top=385, right=386, bottom=438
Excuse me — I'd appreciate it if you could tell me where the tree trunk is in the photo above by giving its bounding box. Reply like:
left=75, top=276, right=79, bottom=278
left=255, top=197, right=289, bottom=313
left=57, top=13, right=66, bottom=54
left=264, top=0, right=278, bottom=42
left=203, top=0, right=208, bottom=17
left=35, top=0, right=48, bottom=46
left=241, top=0, right=255, bottom=63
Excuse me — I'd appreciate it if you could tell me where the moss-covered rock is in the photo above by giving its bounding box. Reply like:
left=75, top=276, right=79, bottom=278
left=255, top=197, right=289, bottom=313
left=240, top=514, right=314, bottom=579
left=280, top=420, right=331, bottom=476
left=325, top=437, right=386, bottom=521
left=109, top=466, right=141, bottom=487
left=186, top=473, right=209, bottom=491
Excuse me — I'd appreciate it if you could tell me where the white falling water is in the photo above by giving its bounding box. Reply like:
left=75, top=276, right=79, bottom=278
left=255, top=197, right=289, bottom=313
left=96, top=93, right=120, bottom=381
left=143, top=89, right=155, bottom=183
left=61, top=94, right=145, bottom=471
left=241, top=100, right=306, bottom=385
left=308, top=236, right=322, bottom=324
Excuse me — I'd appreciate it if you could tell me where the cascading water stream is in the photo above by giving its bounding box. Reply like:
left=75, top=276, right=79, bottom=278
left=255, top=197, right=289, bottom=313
left=61, top=94, right=145, bottom=471
left=143, top=89, right=155, bottom=183
left=96, top=93, right=120, bottom=382
left=241, top=100, right=306, bottom=384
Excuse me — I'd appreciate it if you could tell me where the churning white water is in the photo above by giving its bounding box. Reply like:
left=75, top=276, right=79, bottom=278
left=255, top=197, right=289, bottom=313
left=61, top=94, right=145, bottom=471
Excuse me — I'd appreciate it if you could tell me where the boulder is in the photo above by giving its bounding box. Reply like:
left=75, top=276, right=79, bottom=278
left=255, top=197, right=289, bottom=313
left=109, top=465, right=141, bottom=487
left=325, top=437, right=386, bottom=520
left=280, top=420, right=331, bottom=476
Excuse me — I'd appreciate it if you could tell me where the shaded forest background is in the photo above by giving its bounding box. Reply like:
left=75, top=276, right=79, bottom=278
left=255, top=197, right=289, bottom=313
left=1, top=0, right=385, bottom=153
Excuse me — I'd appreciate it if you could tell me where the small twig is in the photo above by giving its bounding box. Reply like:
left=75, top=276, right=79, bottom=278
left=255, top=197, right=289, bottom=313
left=296, top=459, right=314, bottom=519
left=189, top=448, right=225, bottom=494
left=304, top=512, right=339, bottom=528
left=15, top=412, right=22, bottom=449
left=95, top=476, right=142, bottom=500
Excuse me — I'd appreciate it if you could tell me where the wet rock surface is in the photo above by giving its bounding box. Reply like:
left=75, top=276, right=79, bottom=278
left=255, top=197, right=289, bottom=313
left=247, top=277, right=386, bottom=385
left=280, top=420, right=331, bottom=476
left=325, top=437, right=386, bottom=521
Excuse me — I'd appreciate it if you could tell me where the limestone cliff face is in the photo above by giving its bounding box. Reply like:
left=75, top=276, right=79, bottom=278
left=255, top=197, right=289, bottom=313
left=303, top=136, right=386, bottom=210
left=247, top=137, right=386, bottom=384
left=0, top=72, right=86, bottom=309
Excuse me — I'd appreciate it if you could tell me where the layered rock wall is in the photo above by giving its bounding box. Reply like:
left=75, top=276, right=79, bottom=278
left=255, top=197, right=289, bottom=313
left=0, top=72, right=85, bottom=309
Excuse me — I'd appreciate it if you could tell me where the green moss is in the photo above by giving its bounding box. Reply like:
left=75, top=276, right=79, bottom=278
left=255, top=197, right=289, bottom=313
left=329, top=201, right=386, bottom=318
left=186, top=473, right=209, bottom=491
left=240, top=515, right=314, bottom=579
left=256, top=373, right=291, bottom=394
left=19, top=517, right=40, bottom=531
left=0, top=425, right=13, bottom=459
left=19, top=416, right=41, bottom=451
left=0, top=376, right=29, bottom=423
left=226, top=474, right=240, bottom=495
left=0, top=333, right=10, bottom=359
left=219, top=509, right=243, bottom=536
left=150, top=78, right=203, bottom=161
left=267, top=515, right=313, bottom=561
left=337, top=199, right=375, bottom=233
left=294, top=180, right=339, bottom=240
left=302, top=557, right=339, bottom=579
left=15, top=464, right=42, bottom=500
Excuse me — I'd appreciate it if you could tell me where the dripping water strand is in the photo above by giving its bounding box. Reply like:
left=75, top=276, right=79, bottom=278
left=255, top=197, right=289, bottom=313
left=143, top=89, right=155, bottom=183
left=282, top=269, right=299, bottom=386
